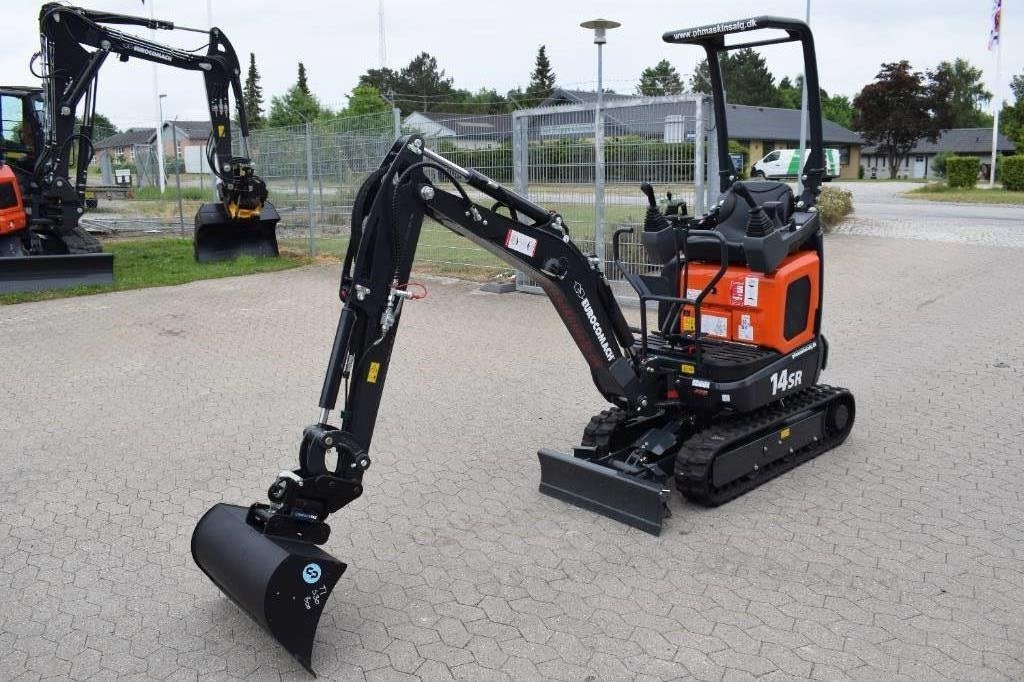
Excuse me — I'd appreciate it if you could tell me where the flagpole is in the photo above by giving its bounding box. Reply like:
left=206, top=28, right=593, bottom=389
left=990, top=1, right=1003, bottom=188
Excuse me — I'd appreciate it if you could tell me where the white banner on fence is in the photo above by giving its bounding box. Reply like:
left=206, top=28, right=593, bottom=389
left=184, top=146, right=205, bottom=174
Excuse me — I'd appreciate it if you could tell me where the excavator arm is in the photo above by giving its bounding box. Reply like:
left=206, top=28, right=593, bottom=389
left=191, top=136, right=654, bottom=672
left=37, top=3, right=253, bottom=201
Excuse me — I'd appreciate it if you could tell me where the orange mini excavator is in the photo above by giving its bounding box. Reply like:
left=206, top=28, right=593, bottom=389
left=191, top=16, right=856, bottom=673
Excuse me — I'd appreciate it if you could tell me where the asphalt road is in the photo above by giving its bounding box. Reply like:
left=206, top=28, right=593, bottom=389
left=834, top=182, right=1024, bottom=248
left=1, top=232, right=1023, bottom=680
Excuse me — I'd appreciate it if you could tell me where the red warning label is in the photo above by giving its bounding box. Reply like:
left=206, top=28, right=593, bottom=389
left=730, top=280, right=745, bottom=306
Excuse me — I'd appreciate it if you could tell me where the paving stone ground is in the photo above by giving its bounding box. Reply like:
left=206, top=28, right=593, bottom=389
left=1, top=233, right=1023, bottom=681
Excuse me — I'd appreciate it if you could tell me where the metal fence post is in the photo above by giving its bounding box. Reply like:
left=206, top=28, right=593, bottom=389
left=171, top=122, right=184, bottom=236
left=512, top=112, right=532, bottom=291
left=305, top=121, right=316, bottom=256
left=706, top=104, right=720, bottom=207
left=594, top=103, right=606, bottom=271
left=392, top=107, right=402, bottom=141
left=693, top=98, right=705, bottom=216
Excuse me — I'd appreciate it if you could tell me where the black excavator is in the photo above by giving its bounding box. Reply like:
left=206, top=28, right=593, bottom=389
left=191, top=16, right=855, bottom=673
left=0, top=4, right=278, bottom=293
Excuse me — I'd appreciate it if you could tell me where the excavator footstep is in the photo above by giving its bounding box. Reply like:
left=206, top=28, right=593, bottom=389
left=537, top=448, right=669, bottom=536
left=193, top=202, right=280, bottom=263
left=0, top=252, right=113, bottom=293
left=191, top=503, right=345, bottom=675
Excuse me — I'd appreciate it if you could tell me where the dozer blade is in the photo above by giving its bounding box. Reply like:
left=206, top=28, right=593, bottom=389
left=0, top=252, right=114, bottom=293
left=191, top=503, right=345, bottom=675
left=537, top=448, right=669, bottom=536
left=193, top=202, right=280, bottom=263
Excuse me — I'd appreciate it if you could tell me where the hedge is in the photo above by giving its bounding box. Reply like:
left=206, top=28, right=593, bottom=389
left=817, top=186, right=853, bottom=233
left=1001, top=155, right=1024, bottom=192
left=946, top=156, right=979, bottom=189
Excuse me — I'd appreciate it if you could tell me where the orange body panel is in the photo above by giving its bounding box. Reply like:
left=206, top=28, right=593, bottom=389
left=0, top=164, right=26, bottom=236
left=680, top=251, right=820, bottom=354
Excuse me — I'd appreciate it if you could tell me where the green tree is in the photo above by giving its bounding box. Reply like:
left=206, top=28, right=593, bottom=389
left=822, top=93, right=855, bottom=129
left=243, top=52, right=264, bottom=129
left=525, top=45, right=556, bottom=102
left=691, top=48, right=782, bottom=107
left=395, top=52, right=454, bottom=114
left=358, top=67, right=402, bottom=102
left=89, top=113, right=119, bottom=139
left=928, top=58, right=992, bottom=128
left=443, top=88, right=510, bottom=114
left=636, top=59, right=683, bottom=96
left=268, top=66, right=329, bottom=127
left=777, top=76, right=802, bottom=109
left=339, top=85, right=389, bottom=117
left=853, top=61, right=941, bottom=179
left=1000, top=73, right=1024, bottom=145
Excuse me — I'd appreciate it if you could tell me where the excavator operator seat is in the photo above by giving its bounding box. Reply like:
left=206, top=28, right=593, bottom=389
left=685, top=180, right=795, bottom=264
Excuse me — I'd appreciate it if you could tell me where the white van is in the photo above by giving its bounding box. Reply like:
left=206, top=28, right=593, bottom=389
left=752, top=148, right=841, bottom=180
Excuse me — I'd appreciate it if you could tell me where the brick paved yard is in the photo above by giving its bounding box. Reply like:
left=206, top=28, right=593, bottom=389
left=1, top=233, right=1023, bottom=681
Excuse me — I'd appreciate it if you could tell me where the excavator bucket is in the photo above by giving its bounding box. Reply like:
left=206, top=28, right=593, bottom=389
left=193, top=202, right=281, bottom=263
left=191, top=503, right=345, bottom=675
left=537, top=448, right=670, bottom=535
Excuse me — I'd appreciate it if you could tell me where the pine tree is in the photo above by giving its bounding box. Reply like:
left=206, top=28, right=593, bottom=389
left=525, top=45, right=556, bottom=103
left=297, top=62, right=310, bottom=95
left=243, top=53, right=264, bottom=129
left=636, top=60, right=683, bottom=97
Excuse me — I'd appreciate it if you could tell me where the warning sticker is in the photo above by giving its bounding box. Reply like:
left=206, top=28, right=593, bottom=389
left=367, top=361, right=381, bottom=383
left=737, top=314, right=754, bottom=342
left=682, top=314, right=695, bottom=332
left=686, top=288, right=702, bottom=301
left=730, top=280, right=744, bottom=306
left=701, top=314, right=729, bottom=338
left=743, top=277, right=759, bottom=307
left=504, top=229, right=538, bottom=257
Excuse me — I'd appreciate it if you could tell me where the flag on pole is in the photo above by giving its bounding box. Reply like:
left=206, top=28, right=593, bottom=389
left=989, top=0, right=1002, bottom=49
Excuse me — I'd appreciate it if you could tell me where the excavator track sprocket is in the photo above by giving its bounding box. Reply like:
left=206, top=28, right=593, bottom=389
left=675, top=384, right=854, bottom=506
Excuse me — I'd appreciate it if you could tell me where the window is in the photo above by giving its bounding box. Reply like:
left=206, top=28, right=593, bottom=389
left=0, top=94, right=26, bottom=151
left=764, top=150, right=782, bottom=162
left=839, top=146, right=850, bottom=165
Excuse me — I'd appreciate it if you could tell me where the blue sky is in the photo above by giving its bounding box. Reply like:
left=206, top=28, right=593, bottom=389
left=1, top=0, right=1019, bottom=129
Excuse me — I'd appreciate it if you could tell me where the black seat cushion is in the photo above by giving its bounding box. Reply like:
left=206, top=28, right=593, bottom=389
left=687, top=181, right=794, bottom=263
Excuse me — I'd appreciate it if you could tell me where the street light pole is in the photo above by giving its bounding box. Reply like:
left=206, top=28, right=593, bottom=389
left=796, top=0, right=811, bottom=194
left=150, top=1, right=166, bottom=194
left=581, top=18, right=620, bottom=272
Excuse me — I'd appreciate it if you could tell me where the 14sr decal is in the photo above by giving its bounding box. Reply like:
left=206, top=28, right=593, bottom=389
left=769, top=368, right=803, bottom=396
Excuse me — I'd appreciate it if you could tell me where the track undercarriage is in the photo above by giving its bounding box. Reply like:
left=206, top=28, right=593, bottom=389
left=551, top=383, right=855, bottom=534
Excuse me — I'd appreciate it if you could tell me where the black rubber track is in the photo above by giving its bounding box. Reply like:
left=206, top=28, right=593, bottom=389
left=674, top=384, right=855, bottom=506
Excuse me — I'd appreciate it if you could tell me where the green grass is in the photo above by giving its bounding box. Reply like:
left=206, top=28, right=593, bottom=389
left=904, top=184, right=1024, bottom=205
left=131, top=186, right=210, bottom=201
left=0, top=238, right=307, bottom=304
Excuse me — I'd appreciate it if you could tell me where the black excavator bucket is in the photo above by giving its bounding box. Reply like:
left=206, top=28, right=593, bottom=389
left=193, top=202, right=281, bottom=263
left=0, top=252, right=114, bottom=293
left=191, top=503, right=345, bottom=675
left=537, top=448, right=670, bottom=535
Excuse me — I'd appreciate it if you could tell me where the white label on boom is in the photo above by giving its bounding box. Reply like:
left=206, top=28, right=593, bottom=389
left=504, top=229, right=537, bottom=257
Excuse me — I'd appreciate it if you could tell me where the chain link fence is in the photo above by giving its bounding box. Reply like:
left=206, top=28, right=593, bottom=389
left=86, top=96, right=717, bottom=286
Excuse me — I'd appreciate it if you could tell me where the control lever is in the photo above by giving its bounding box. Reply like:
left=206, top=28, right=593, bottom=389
left=640, top=183, right=670, bottom=233
left=731, top=181, right=775, bottom=238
